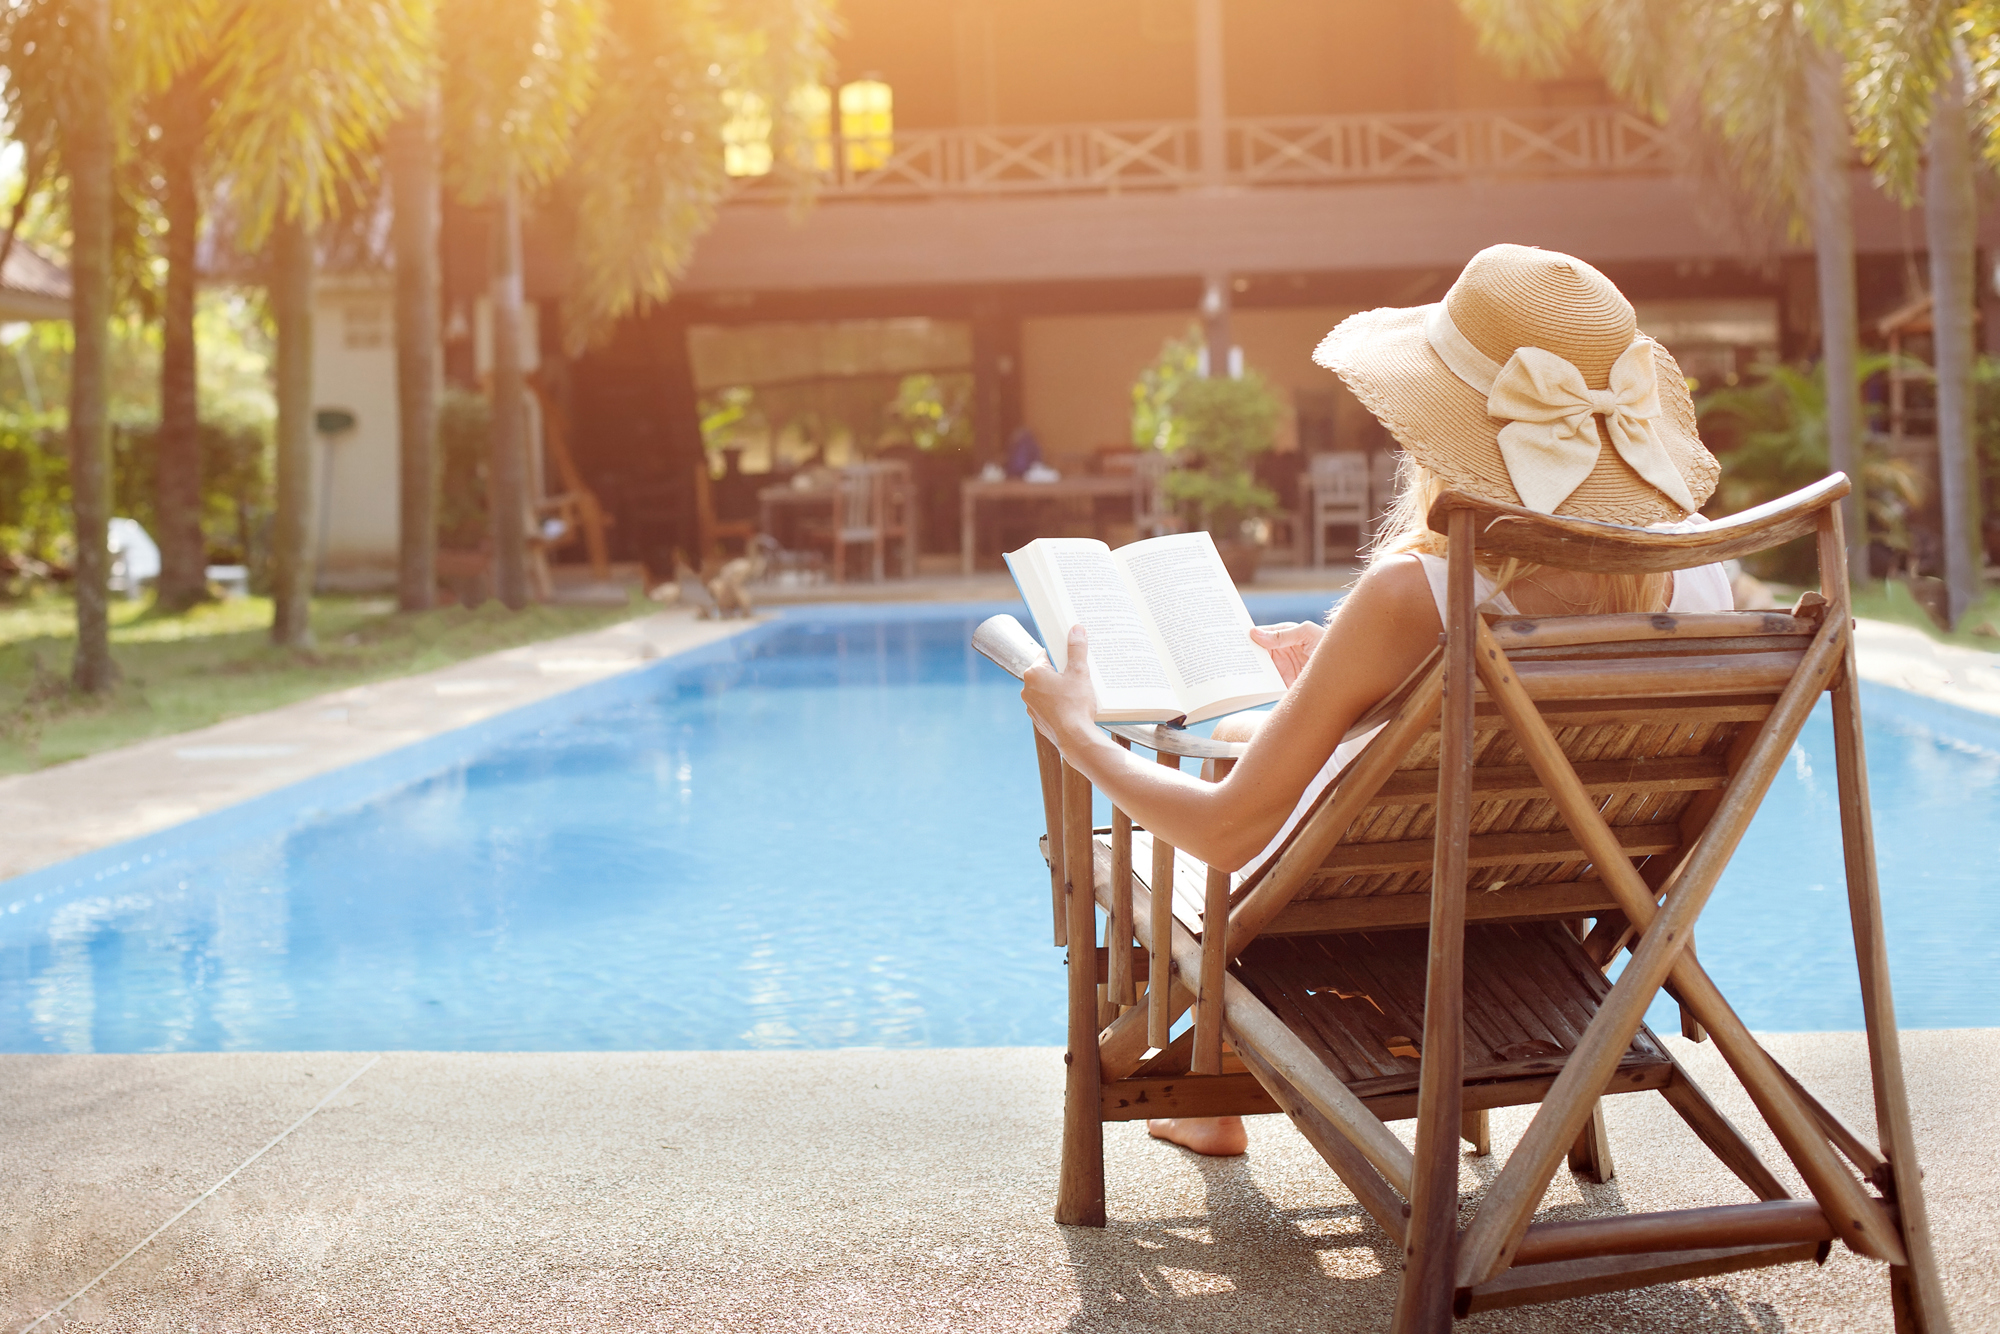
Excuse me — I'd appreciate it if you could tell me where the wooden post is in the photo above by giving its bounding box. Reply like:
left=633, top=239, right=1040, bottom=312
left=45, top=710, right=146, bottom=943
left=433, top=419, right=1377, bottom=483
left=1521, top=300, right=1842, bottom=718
left=1192, top=864, right=1231, bottom=1075
left=1819, top=509, right=1951, bottom=1332
left=1057, top=760, right=1106, bottom=1227
left=1461, top=1109, right=1491, bottom=1158
left=1392, top=507, right=1476, bottom=1334
left=1149, top=749, right=1180, bottom=1049
left=1035, top=732, right=1067, bottom=947
left=1192, top=754, right=1235, bottom=1076
left=1567, top=1102, right=1615, bottom=1183
left=1111, top=742, right=1136, bottom=1008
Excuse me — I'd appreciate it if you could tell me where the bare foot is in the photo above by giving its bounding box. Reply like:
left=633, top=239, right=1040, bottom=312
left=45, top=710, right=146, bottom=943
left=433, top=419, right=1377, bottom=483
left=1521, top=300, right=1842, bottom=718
left=1147, top=1116, right=1249, bottom=1156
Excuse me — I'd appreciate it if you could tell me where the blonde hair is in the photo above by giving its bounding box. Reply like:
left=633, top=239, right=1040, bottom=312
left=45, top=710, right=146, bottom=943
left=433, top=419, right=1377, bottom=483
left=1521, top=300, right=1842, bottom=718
left=1365, top=453, right=1669, bottom=616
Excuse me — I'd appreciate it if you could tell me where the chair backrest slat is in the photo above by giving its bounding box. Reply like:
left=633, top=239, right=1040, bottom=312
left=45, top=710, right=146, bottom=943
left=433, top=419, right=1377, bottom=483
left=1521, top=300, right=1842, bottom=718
left=1425, top=474, right=1848, bottom=573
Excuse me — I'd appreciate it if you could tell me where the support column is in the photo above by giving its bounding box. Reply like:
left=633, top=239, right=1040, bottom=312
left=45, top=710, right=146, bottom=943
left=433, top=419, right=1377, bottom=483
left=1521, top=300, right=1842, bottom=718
left=1201, top=274, right=1233, bottom=379
left=1195, top=0, right=1226, bottom=186
left=972, top=302, right=1020, bottom=464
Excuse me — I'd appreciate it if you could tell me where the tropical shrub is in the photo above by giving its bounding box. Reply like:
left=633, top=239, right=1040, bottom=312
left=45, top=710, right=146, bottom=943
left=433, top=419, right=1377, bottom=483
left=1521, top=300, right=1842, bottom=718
left=1697, top=357, right=1920, bottom=579
left=1161, top=372, right=1283, bottom=539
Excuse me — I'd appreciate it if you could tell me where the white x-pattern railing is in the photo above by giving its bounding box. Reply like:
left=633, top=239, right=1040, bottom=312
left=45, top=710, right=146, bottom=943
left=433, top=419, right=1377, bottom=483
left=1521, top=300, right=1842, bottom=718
left=729, top=107, right=1671, bottom=202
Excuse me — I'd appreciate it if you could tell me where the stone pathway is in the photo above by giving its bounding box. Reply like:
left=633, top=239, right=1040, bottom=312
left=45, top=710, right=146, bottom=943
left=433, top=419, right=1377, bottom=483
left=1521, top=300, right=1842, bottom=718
left=2, top=1034, right=1994, bottom=1332
left=1852, top=617, right=2000, bottom=718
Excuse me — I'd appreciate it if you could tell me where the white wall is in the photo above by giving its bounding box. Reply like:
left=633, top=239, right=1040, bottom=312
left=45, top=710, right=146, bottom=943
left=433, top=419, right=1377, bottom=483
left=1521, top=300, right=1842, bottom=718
left=1018, top=305, right=1361, bottom=467
left=313, top=275, right=400, bottom=586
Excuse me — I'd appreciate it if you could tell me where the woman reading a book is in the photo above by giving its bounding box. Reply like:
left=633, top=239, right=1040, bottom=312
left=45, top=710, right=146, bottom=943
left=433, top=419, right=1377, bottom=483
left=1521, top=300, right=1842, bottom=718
left=1020, top=244, right=1735, bottom=1157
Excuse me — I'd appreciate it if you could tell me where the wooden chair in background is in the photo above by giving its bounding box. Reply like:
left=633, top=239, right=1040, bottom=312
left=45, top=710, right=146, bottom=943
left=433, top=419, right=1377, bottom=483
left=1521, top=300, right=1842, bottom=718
left=1309, top=452, right=1371, bottom=567
left=975, top=474, right=1947, bottom=1333
left=525, top=380, right=614, bottom=581
left=823, top=464, right=885, bottom=582
left=877, top=459, right=917, bottom=578
left=694, top=460, right=759, bottom=566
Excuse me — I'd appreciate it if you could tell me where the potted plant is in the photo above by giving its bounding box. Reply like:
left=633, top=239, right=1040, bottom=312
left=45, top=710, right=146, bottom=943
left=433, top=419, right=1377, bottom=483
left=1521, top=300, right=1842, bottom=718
left=1161, top=371, right=1282, bottom=583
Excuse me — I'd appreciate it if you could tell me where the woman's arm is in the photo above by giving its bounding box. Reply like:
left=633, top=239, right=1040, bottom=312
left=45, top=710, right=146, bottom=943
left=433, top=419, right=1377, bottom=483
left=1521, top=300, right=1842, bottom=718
left=1020, top=556, right=1444, bottom=871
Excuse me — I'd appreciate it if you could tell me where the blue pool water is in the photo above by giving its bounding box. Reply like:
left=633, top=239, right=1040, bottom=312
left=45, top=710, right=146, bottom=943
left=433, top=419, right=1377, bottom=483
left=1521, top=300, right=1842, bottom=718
left=2, top=599, right=1997, bottom=1053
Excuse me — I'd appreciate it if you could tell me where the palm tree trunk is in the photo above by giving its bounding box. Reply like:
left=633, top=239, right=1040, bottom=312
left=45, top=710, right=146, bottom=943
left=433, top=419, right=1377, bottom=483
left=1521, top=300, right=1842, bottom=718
left=1807, top=44, right=1867, bottom=587
left=66, top=0, right=116, bottom=692
left=489, top=159, right=530, bottom=610
left=270, top=210, right=318, bottom=647
left=388, top=100, right=440, bottom=612
left=155, top=70, right=208, bottom=612
left=1928, top=44, right=1983, bottom=626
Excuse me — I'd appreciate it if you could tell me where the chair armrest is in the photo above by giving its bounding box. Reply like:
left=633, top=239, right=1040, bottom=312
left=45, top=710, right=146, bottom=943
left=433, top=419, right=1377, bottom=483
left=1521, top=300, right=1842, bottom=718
left=972, top=614, right=1251, bottom=760
left=1427, top=474, right=1851, bottom=573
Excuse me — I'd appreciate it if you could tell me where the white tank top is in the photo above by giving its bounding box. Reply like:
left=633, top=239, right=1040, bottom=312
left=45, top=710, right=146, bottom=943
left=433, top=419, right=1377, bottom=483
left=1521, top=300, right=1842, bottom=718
left=1240, top=546, right=1735, bottom=878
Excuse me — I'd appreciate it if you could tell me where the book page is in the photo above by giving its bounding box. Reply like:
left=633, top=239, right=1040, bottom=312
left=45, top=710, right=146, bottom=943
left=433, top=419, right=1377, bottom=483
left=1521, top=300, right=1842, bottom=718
left=1004, top=540, right=1180, bottom=720
left=1044, top=545, right=1174, bottom=694
left=1117, top=532, right=1285, bottom=716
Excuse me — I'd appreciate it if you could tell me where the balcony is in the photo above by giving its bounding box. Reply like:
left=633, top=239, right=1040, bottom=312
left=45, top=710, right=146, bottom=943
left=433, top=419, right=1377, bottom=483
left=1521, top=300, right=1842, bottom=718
left=728, top=107, right=1673, bottom=203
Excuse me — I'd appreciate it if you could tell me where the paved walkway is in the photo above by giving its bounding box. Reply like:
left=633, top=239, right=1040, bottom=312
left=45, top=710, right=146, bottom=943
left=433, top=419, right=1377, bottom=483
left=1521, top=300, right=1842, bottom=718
left=2, top=1033, right=1994, bottom=1331
left=1852, top=617, right=2000, bottom=717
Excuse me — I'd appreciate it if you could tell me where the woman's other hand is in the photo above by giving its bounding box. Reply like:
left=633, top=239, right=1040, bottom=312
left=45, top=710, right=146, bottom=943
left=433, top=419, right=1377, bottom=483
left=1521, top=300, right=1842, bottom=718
left=1249, top=621, right=1323, bottom=687
left=1022, top=624, right=1098, bottom=746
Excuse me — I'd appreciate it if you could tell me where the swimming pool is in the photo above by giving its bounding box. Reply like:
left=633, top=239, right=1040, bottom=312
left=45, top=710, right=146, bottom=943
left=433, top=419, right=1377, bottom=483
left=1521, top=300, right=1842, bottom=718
left=2, top=599, right=1997, bottom=1053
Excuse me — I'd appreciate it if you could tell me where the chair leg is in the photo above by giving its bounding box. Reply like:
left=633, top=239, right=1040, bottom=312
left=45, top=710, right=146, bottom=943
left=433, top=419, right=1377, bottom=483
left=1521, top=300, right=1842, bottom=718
left=1828, top=671, right=1950, bottom=1330
left=1460, top=1108, right=1491, bottom=1157
left=1566, top=1099, right=1615, bottom=1183
left=1057, top=763, right=1106, bottom=1228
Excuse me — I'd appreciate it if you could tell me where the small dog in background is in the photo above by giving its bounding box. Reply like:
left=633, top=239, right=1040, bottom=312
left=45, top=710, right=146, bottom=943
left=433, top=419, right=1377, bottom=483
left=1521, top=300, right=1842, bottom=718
left=661, top=538, right=771, bottom=619
left=706, top=542, right=768, bottom=619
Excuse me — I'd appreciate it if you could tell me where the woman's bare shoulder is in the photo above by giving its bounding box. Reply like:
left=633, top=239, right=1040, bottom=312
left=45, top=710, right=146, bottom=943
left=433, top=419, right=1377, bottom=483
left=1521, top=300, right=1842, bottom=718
left=1341, top=554, right=1442, bottom=634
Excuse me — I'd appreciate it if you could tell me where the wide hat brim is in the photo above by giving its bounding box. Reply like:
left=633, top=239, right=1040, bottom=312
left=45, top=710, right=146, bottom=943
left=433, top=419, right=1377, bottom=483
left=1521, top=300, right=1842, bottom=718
left=1314, top=304, right=1719, bottom=527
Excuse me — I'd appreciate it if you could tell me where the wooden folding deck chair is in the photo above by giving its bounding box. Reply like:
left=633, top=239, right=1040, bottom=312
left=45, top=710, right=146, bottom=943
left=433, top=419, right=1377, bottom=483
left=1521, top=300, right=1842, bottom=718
left=975, top=474, right=1948, bottom=1333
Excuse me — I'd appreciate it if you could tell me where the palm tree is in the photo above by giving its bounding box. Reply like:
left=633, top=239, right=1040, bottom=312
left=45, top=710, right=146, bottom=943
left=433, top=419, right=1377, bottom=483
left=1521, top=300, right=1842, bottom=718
left=386, top=97, right=441, bottom=613
left=64, top=0, right=117, bottom=692
left=1848, top=4, right=1986, bottom=625
left=1, top=0, right=215, bottom=679
left=1456, top=0, right=1871, bottom=581
left=439, top=0, right=599, bottom=611
left=557, top=0, right=833, bottom=345
left=436, top=0, right=832, bottom=608
left=151, top=64, right=212, bottom=612
left=206, top=0, right=428, bottom=646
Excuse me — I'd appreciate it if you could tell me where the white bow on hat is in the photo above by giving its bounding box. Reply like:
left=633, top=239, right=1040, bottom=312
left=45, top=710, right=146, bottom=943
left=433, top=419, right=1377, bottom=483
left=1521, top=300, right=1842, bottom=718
left=1422, top=303, right=1697, bottom=516
left=1488, top=341, right=1696, bottom=515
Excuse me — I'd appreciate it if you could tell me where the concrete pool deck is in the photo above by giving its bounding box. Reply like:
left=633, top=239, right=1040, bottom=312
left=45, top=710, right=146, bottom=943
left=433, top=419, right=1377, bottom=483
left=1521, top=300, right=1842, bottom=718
left=3, top=1032, right=1996, bottom=1331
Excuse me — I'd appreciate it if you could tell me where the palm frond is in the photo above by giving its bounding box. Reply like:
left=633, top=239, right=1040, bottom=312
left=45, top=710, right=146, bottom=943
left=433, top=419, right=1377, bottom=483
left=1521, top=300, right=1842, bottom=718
left=440, top=0, right=600, bottom=202
left=207, top=0, right=431, bottom=243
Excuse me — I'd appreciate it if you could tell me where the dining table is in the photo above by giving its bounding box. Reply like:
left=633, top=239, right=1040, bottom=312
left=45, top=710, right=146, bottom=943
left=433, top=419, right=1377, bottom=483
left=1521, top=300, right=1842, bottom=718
left=958, top=474, right=1139, bottom=575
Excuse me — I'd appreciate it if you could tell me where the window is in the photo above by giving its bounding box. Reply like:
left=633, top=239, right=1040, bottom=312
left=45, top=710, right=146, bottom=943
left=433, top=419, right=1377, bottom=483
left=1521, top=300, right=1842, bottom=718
left=722, top=89, right=773, bottom=177
left=796, top=84, right=834, bottom=173
left=838, top=78, right=893, bottom=173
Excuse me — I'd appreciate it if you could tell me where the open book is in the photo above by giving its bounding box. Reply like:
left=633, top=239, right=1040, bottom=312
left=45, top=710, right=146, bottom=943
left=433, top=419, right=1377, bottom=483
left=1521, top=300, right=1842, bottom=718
left=1004, top=531, right=1286, bottom=725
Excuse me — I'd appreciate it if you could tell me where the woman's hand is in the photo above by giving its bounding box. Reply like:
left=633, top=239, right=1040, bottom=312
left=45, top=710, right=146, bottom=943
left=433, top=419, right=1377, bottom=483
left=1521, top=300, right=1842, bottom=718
left=1249, top=620, right=1323, bottom=687
left=1021, top=625, right=1098, bottom=747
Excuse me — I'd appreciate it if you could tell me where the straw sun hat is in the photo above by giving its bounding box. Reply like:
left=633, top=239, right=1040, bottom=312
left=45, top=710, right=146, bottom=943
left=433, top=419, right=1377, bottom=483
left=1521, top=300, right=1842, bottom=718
left=1314, top=244, right=1719, bottom=527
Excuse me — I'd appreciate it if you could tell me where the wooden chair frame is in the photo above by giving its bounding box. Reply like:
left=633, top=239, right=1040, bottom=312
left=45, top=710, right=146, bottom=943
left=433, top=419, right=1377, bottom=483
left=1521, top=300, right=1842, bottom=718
left=975, top=474, right=1949, bottom=1333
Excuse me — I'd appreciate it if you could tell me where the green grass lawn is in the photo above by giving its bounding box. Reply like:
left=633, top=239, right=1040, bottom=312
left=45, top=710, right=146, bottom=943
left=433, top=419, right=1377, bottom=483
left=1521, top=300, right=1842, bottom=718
left=0, top=591, right=650, bottom=775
